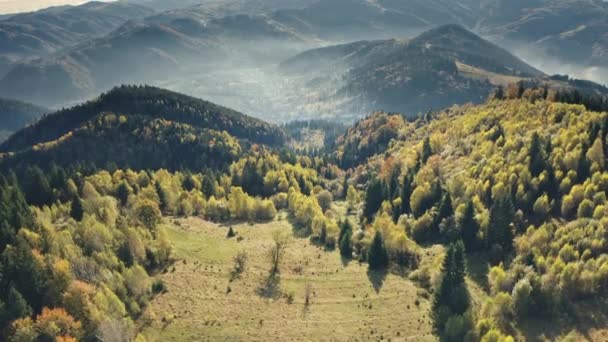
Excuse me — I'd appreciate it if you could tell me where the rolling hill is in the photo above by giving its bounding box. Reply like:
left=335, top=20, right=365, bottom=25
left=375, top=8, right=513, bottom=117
left=0, top=2, right=153, bottom=70
left=0, top=7, right=308, bottom=107
left=281, top=24, right=545, bottom=118
left=0, top=85, right=286, bottom=170
left=0, top=97, right=48, bottom=141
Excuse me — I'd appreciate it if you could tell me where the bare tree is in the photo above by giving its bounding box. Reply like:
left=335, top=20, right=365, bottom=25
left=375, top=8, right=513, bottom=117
left=270, top=230, right=291, bottom=275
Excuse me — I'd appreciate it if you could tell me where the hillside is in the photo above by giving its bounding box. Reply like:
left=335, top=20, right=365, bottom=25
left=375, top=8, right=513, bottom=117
left=476, top=0, right=608, bottom=69
left=0, top=97, right=48, bottom=141
left=332, top=97, right=608, bottom=340
left=281, top=24, right=545, bottom=118
left=0, top=85, right=286, bottom=170
left=1, top=96, right=608, bottom=341
left=0, top=2, right=153, bottom=63
left=0, top=8, right=308, bottom=107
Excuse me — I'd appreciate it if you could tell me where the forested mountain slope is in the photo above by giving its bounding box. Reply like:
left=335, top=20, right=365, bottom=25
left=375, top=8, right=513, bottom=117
left=336, top=94, right=608, bottom=340
left=0, top=98, right=48, bottom=141
left=0, top=85, right=286, bottom=171
left=0, top=2, right=153, bottom=68
left=281, top=24, right=544, bottom=118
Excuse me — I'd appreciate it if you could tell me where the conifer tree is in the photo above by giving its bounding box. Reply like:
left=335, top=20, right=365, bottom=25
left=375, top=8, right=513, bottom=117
left=432, top=241, right=469, bottom=333
left=70, top=196, right=84, bottom=222
left=339, top=220, right=353, bottom=258
left=363, top=178, right=384, bottom=222
left=459, top=201, right=479, bottom=252
left=421, top=137, right=433, bottom=164
left=529, top=132, right=546, bottom=177
left=116, top=181, right=130, bottom=207
left=22, top=166, right=53, bottom=206
left=368, top=231, right=389, bottom=270
left=7, top=286, right=32, bottom=320
left=487, top=197, right=515, bottom=251
left=433, top=193, right=454, bottom=237
left=155, top=182, right=169, bottom=213
left=400, top=172, right=414, bottom=215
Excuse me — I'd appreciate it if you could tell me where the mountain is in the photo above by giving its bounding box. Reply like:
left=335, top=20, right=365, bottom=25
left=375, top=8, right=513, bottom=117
left=0, top=2, right=154, bottom=72
left=0, top=85, right=286, bottom=170
left=280, top=24, right=545, bottom=118
left=0, top=98, right=48, bottom=141
left=0, top=7, right=308, bottom=108
left=475, top=0, right=608, bottom=64
left=126, top=0, right=318, bottom=14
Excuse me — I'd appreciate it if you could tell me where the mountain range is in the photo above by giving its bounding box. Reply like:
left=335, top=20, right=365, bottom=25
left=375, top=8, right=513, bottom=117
left=0, top=0, right=606, bottom=119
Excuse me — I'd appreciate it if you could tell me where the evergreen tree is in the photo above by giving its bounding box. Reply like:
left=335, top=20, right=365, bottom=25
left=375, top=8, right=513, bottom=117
left=421, top=137, right=433, bottom=164
left=433, top=193, right=454, bottom=237
left=7, top=286, right=32, bottom=320
left=70, top=196, right=84, bottom=222
left=202, top=172, right=217, bottom=198
left=339, top=220, right=353, bottom=258
left=459, top=201, right=479, bottom=252
left=529, top=132, right=546, bottom=177
left=367, top=231, right=389, bottom=270
left=116, top=181, right=130, bottom=207
left=22, top=166, right=53, bottom=206
left=432, top=241, right=469, bottom=333
left=487, top=197, right=515, bottom=251
left=387, top=167, right=401, bottom=200
left=182, top=172, right=196, bottom=191
left=577, top=144, right=591, bottom=184
left=400, top=172, right=414, bottom=215
left=155, top=182, right=169, bottom=213
left=363, top=178, right=384, bottom=222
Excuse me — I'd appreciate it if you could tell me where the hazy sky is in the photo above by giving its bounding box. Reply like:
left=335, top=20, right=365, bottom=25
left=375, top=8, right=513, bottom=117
left=0, top=0, right=112, bottom=14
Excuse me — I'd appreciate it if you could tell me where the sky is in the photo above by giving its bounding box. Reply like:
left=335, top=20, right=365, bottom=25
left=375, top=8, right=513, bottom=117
left=0, top=0, right=112, bottom=14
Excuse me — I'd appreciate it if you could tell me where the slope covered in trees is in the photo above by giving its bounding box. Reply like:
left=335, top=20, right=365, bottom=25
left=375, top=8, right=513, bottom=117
left=0, top=85, right=286, bottom=161
left=281, top=24, right=545, bottom=118
left=342, top=96, right=608, bottom=339
left=0, top=98, right=48, bottom=141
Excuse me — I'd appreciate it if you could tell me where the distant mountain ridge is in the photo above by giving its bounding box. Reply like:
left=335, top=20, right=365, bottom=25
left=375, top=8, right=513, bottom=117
left=0, top=98, right=48, bottom=141
left=281, top=24, right=545, bottom=117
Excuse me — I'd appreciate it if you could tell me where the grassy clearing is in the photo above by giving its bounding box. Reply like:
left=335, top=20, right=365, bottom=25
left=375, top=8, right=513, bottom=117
left=142, top=216, right=440, bottom=341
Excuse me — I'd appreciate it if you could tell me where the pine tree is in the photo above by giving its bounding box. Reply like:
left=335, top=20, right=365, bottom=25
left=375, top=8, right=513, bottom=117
left=22, top=166, right=53, bottom=206
left=116, top=181, right=130, bottom=207
left=487, top=197, right=515, bottom=251
left=433, top=193, right=454, bottom=237
left=529, top=132, right=546, bottom=177
left=421, top=137, right=433, bottom=164
left=70, top=196, right=84, bottom=222
left=432, top=241, right=469, bottom=333
left=155, top=182, right=169, bottom=213
left=7, top=286, right=31, bottom=320
left=400, top=172, right=414, bottom=215
left=363, top=178, right=384, bottom=222
left=388, top=167, right=401, bottom=200
left=459, top=201, right=479, bottom=252
left=577, top=144, right=591, bottom=184
left=367, top=231, right=389, bottom=270
left=339, top=230, right=352, bottom=258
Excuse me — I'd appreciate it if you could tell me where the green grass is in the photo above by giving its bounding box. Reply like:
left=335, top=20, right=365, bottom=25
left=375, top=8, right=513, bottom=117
left=142, top=216, right=439, bottom=341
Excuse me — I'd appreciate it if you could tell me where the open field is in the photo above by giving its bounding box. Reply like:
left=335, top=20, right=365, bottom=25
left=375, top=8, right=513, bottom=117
left=141, top=216, right=442, bottom=341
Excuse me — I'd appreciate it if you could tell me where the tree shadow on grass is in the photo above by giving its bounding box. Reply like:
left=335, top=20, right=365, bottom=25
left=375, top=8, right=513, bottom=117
left=519, top=297, right=608, bottom=341
left=256, top=271, right=281, bottom=299
left=340, top=255, right=352, bottom=267
left=367, top=268, right=388, bottom=294
left=286, top=216, right=312, bottom=239
left=466, top=252, right=490, bottom=291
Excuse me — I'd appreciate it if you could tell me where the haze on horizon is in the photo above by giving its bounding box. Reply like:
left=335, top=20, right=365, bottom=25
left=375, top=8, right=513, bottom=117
left=0, top=0, right=112, bottom=14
